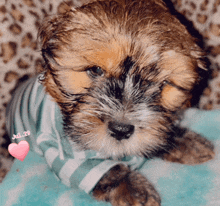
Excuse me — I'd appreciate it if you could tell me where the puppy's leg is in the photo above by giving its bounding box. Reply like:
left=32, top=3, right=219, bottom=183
left=162, top=129, right=215, bottom=165
left=92, top=164, right=161, bottom=206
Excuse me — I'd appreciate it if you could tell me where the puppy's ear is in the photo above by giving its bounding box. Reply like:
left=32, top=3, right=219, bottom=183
left=38, top=5, right=75, bottom=68
left=38, top=15, right=60, bottom=67
left=190, top=43, right=207, bottom=71
left=189, top=44, right=209, bottom=106
left=57, top=1, right=74, bottom=15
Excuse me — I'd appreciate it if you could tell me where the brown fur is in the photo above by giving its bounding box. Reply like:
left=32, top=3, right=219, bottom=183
left=38, top=0, right=214, bottom=205
left=93, top=164, right=161, bottom=206
left=162, top=130, right=215, bottom=165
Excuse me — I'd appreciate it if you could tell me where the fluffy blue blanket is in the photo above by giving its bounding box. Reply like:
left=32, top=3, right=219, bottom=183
left=1, top=108, right=220, bottom=206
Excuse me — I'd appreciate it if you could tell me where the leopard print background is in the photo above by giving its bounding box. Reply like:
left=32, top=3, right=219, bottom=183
left=0, top=0, right=220, bottom=182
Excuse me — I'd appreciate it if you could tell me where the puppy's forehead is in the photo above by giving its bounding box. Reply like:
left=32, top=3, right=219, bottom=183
left=55, top=33, right=160, bottom=78
left=85, top=39, right=130, bottom=76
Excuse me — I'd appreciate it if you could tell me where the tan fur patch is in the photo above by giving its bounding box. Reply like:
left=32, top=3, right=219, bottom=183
left=58, top=70, right=92, bottom=93
left=161, top=84, right=186, bottom=110
left=159, top=50, right=197, bottom=89
left=84, top=40, right=128, bottom=77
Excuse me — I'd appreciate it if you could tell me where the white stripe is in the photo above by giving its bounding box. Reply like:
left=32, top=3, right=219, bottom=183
left=79, top=160, right=124, bottom=193
left=45, top=147, right=59, bottom=168
left=30, top=78, right=41, bottom=122
left=51, top=102, right=64, bottom=160
left=61, top=177, right=71, bottom=187
left=56, top=191, right=74, bottom=206
left=41, top=95, right=54, bottom=133
left=73, top=150, right=86, bottom=160
left=30, top=75, right=46, bottom=121
left=32, top=80, right=47, bottom=122
left=59, top=159, right=84, bottom=187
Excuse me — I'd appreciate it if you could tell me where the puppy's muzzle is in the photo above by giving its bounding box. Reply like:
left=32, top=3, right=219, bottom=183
left=108, top=121, right=135, bottom=140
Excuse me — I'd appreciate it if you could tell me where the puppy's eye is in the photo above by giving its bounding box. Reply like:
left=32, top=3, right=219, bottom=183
left=160, top=80, right=168, bottom=91
left=87, top=66, right=104, bottom=78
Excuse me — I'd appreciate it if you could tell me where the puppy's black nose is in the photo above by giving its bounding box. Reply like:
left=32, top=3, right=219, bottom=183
left=108, top=121, right=135, bottom=140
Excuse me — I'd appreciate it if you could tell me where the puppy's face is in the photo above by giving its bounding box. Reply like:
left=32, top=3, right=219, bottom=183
left=39, top=0, right=205, bottom=159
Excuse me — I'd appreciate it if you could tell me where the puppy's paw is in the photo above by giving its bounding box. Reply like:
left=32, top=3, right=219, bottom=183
left=163, top=129, right=215, bottom=165
left=93, top=164, right=161, bottom=206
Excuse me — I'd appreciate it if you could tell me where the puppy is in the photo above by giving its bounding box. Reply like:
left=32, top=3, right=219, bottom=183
left=9, top=0, right=215, bottom=205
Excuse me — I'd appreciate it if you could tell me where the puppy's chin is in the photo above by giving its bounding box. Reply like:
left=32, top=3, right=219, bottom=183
left=38, top=0, right=206, bottom=158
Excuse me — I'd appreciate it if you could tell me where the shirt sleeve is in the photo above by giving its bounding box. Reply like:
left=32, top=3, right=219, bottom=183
left=36, top=133, right=122, bottom=194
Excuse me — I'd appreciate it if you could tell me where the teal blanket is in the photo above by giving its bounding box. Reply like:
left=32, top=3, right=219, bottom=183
left=1, top=108, right=220, bottom=206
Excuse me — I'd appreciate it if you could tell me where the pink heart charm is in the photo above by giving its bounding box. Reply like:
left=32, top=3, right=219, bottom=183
left=8, top=141, right=30, bottom=161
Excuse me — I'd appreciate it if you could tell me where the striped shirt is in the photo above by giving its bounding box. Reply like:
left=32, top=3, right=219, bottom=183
left=6, top=75, right=146, bottom=194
